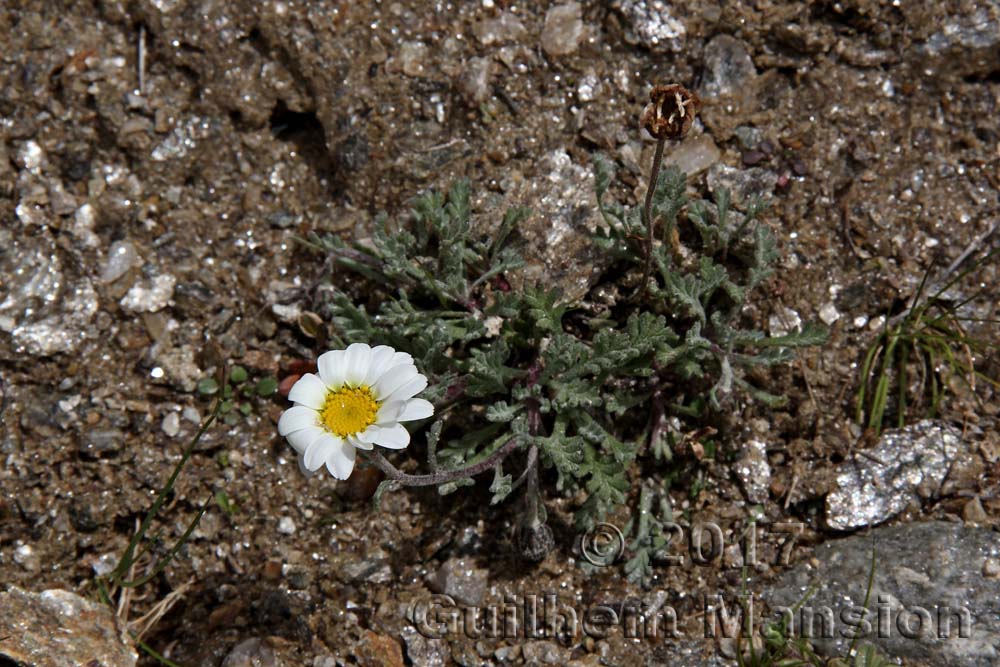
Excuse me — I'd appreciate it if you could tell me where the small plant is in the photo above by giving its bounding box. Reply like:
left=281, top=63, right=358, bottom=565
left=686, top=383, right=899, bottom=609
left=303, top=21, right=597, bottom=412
left=289, top=84, right=826, bottom=557
left=856, top=245, right=999, bottom=433
left=198, top=364, right=278, bottom=425
left=96, top=372, right=227, bottom=664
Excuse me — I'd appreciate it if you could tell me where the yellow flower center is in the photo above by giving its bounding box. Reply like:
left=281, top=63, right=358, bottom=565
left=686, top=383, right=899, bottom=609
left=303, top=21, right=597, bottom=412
left=320, top=386, right=380, bottom=437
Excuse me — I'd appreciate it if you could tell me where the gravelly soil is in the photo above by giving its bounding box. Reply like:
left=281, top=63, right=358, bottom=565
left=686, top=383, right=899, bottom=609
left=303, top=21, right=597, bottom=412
left=1, top=1, right=999, bottom=666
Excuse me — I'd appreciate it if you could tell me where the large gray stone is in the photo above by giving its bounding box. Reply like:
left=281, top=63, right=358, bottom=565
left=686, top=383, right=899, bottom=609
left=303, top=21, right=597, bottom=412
left=767, top=522, right=1000, bottom=666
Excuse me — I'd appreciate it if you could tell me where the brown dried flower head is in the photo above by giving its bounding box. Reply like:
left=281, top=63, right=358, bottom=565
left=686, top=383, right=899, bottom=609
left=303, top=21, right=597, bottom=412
left=640, top=84, right=701, bottom=140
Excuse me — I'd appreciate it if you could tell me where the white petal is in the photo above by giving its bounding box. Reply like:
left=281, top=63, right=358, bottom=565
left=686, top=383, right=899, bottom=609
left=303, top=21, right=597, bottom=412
left=372, top=364, right=418, bottom=401
left=297, top=456, right=316, bottom=478
left=397, top=398, right=434, bottom=421
left=371, top=423, right=410, bottom=450
left=288, top=373, right=328, bottom=409
left=304, top=433, right=340, bottom=471
left=286, top=426, right=325, bottom=454
left=278, top=406, right=318, bottom=435
left=386, top=374, right=428, bottom=403
left=344, top=343, right=372, bottom=386
left=317, top=350, right=347, bottom=388
left=363, top=345, right=397, bottom=386
left=348, top=434, right=374, bottom=451
left=324, top=439, right=356, bottom=479
left=391, top=351, right=414, bottom=367
left=375, top=400, right=405, bottom=424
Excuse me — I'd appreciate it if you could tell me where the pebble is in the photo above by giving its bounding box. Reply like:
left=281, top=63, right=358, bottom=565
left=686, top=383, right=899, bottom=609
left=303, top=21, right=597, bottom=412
left=120, top=274, right=176, bottom=313
left=666, top=134, right=721, bottom=175
left=457, top=56, right=493, bottom=105
left=541, top=2, right=584, bottom=56
left=735, top=439, right=770, bottom=504
left=101, top=240, right=139, bottom=283
left=277, top=516, right=296, bottom=535
left=221, top=638, right=278, bottom=667
left=161, top=411, right=180, bottom=437
left=818, top=302, right=841, bottom=325
left=79, top=428, right=124, bottom=458
left=768, top=306, right=802, bottom=337
left=71, top=204, right=100, bottom=248
left=700, top=34, right=758, bottom=100
left=472, top=12, right=527, bottom=46
left=398, top=41, right=429, bottom=77
left=706, top=164, right=777, bottom=210
left=182, top=406, right=201, bottom=423
left=430, top=557, right=488, bottom=606
left=613, top=0, right=686, bottom=52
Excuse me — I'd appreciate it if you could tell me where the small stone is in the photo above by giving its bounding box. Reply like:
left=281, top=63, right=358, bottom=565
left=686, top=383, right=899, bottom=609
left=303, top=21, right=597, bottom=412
left=221, top=638, right=278, bottom=667
left=102, top=241, right=140, bottom=283
left=431, top=558, right=488, bottom=606
left=768, top=306, right=802, bottom=337
left=161, top=411, right=180, bottom=437
left=277, top=516, right=296, bottom=535
left=401, top=626, right=451, bottom=667
left=71, top=204, right=100, bottom=248
left=818, top=302, right=841, bottom=325
left=79, top=428, right=124, bottom=458
left=707, top=164, right=777, bottom=210
left=357, top=630, right=405, bottom=667
left=13, top=543, right=40, bottom=572
left=963, top=496, right=989, bottom=525
left=521, top=641, right=566, bottom=664
left=541, top=3, right=584, bottom=56
left=613, top=0, right=686, bottom=52
left=735, top=439, right=771, bottom=504
left=399, top=41, right=429, bottom=77
left=984, top=558, right=1000, bottom=579
left=182, top=406, right=201, bottom=423
left=700, top=34, right=757, bottom=100
left=153, top=344, right=202, bottom=393
left=473, top=12, right=527, bottom=46
left=665, top=134, right=720, bottom=175
left=457, top=57, right=493, bottom=105
left=120, top=274, right=176, bottom=313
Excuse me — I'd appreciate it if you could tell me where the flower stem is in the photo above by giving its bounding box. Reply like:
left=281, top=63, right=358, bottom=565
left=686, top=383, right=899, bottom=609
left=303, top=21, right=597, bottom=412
left=642, top=137, right=666, bottom=291
left=364, top=436, right=521, bottom=487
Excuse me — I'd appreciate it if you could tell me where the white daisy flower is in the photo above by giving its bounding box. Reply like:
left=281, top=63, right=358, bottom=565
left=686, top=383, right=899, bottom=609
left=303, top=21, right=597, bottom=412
left=277, top=343, right=434, bottom=479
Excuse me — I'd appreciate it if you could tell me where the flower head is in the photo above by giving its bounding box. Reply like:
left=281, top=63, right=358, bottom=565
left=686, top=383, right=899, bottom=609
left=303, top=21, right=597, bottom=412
left=640, top=84, right=701, bottom=141
left=278, top=343, right=434, bottom=479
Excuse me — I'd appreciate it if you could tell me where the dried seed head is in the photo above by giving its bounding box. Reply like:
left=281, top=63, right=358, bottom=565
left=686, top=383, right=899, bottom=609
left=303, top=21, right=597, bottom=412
left=640, top=84, right=701, bottom=141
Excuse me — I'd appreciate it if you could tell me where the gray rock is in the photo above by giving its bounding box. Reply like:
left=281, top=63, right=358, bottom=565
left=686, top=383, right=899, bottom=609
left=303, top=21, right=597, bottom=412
left=0, top=230, right=99, bottom=356
left=541, top=3, right=584, bottom=57
left=0, top=587, right=137, bottom=667
left=401, top=626, right=451, bottom=667
left=490, top=150, right=608, bottom=301
left=699, top=35, right=759, bottom=134
left=431, top=557, right=488, bottom=607
left=79, top=428, right=124, bottom=458
left=915, top=2, right=1000, bottom=77
left=472, top=12, right=528, bottom=46
left=521, top=640, right=567, bottom=664
left=152, top=344, right=203, bottom=393
left=665, top=134, right=721, bottom=176
left=825, top=420, right=965, bottom=530
left=342, top=550, right=393, bottom=584
left=767, top=522, right=1000, bottom=666
left=613, top=0, right=687, bottom=53
left=222, top=638, right=278, bottom=667
left=161, top=411, right=180, bottom=438
left=457, top=57, right=494, bottom=106
left=706, top=164, right=777, bottom=210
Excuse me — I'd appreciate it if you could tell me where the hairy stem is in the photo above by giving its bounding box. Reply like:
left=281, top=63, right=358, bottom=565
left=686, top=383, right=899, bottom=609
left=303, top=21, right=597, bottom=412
left=642, top=137, right=666, bottom=290
left=365, top=437, right=521, bottom=487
